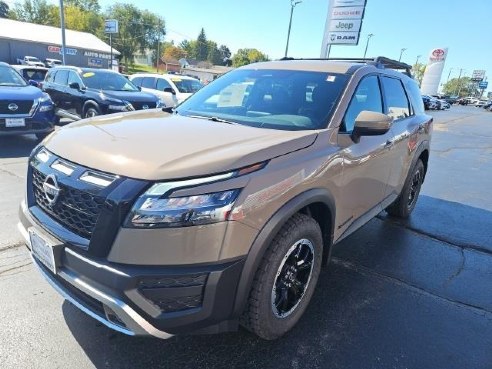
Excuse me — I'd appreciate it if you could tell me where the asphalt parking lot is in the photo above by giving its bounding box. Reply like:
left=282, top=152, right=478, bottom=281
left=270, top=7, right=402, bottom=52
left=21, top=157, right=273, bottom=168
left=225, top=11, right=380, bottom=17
left=0, top=106, right=491, bottom=369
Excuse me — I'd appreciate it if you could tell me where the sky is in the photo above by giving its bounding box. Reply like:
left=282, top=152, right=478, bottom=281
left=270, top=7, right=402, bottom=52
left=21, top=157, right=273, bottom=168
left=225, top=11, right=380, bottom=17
left=6, top=0, right=492, bottom=92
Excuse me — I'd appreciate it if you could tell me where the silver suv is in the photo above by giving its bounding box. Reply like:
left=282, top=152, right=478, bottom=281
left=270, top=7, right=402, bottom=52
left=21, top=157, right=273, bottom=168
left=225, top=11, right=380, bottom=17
left=19, top=57, right=432, bottom=340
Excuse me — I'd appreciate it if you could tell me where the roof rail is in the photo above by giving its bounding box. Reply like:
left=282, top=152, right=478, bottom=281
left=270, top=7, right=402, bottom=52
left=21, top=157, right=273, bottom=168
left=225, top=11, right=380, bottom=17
left=278, top=56, right=413, bottom=78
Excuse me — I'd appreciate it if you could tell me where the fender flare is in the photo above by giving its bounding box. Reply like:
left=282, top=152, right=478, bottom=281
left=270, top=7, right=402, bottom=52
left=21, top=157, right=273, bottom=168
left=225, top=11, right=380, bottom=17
left=232, top=188, right=336, bottom=317
left=82, top=100, right=100, bottom=116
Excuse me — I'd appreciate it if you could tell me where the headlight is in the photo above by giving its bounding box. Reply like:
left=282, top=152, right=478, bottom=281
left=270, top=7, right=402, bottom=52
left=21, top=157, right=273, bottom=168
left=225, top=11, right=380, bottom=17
left=126, top=189, right=240, bottom=228
left=39, top=93, right=52, bottom=103
left=108, top=100, right=134, bottom=111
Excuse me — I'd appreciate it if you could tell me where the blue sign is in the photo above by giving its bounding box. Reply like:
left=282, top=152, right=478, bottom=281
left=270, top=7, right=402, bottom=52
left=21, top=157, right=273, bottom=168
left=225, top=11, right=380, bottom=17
left=479, top=81, right=488, bottom=89
left=88, top=58, right=102, bottom=67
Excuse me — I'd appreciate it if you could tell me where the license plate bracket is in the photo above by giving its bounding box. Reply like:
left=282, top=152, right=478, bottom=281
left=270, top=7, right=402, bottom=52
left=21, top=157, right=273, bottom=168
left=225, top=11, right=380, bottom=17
left=29, top=228, right=62, bottom=274
left=5, top=118, right=26, bottom=127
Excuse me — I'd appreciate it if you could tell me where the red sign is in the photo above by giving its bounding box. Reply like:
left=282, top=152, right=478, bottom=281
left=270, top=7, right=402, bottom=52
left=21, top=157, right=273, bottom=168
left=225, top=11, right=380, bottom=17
left=48, top=45, right=61, bottom=53
left=432, top=49, right=445, bottom=58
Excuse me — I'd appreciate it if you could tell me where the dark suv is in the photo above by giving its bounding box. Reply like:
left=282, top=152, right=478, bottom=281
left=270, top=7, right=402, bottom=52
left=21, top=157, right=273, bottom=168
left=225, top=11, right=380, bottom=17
left=43, top=67, right=163, bottom=119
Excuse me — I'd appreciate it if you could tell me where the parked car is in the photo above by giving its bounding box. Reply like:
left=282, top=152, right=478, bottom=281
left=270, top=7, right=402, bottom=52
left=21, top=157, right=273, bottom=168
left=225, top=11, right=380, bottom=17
left=20, top=56, right=432, bottom=341
left=482, top=101, right=492, bottom=110
left=422, top=95, right=438, bottom=110
left=128, top=73, right=178, bottom=107
left=43, top=67, right=163, bottom=119
left=130, top=73, right=203, bottom=104
left=0, top=62, right=55, bottom=139
left=436, top=99, right=450, bottom=110
left=472, top=100, right=487, bottom=107
left=11, top=65, right=48, bottom=86
left=16, top=56, right=45, bottom=67
left=44, top=58, right=62, bottom=68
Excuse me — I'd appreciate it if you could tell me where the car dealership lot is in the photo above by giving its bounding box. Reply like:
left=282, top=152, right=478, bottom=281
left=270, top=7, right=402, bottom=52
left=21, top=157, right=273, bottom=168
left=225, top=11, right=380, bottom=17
left=0, top=106, right=491, bottom=368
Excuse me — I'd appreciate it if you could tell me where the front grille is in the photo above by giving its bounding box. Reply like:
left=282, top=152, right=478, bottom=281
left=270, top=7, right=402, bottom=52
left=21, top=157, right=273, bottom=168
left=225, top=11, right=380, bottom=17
left=146, top=295, right=203, bottom=312
left=32, top=168, right=105, bottom=239
left=138, top=274, right=208, bottom=289
left=131, top=101, right=156, bottom=110
left=0, top=100, right=34, bottom=115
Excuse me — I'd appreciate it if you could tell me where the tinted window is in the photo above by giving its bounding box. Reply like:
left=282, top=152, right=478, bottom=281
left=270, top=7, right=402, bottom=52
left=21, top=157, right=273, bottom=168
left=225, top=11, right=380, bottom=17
left=405, top=80, right=425, bottom=115
left=342, top=75, right=383, bottom=133
left=81, top=70, right=138, bottom=91
left=141, top=77, right=156, bottom=89
left=381, top=77, right=410, bottom=119
left=156, top=78, right=172, bottom=91
left=177, top=69, right=349, bottom=131
left=54, top=70, right=68, bottom=85
left=131, top=76, right=143, bottom=86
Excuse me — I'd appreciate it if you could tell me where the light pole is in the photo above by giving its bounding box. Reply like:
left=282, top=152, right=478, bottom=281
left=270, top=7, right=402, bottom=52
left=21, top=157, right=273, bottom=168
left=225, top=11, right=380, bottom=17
left=363, top=34, right=374, bottom=59
left=455, top=68, right=465, bottom=96
left=59, top=0, right=67, bottom=65
left=398, top=48, right=407, bottom=62
left=415, top=54, right=421, bottom=66
left=446, top=68, right=454, bottom=83
left=284, top=0, right=302, bottom=57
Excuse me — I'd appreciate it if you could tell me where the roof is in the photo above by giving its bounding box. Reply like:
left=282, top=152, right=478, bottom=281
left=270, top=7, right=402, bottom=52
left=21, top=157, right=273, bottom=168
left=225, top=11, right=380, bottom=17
left=0, top=18, right=119, bottom=55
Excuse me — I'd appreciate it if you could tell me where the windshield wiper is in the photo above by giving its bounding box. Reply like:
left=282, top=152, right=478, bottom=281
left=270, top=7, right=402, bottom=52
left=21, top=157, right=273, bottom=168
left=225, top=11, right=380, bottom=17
left=186, top=114, right=236, bottom=125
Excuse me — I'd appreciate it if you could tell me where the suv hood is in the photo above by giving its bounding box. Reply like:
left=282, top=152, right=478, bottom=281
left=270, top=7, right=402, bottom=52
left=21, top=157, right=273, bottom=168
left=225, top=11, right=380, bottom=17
left=98, top=90, right=158, bottom=102
left=44, top=110, right=318, bottom=180
left=0, top=85, right=43, bottom=100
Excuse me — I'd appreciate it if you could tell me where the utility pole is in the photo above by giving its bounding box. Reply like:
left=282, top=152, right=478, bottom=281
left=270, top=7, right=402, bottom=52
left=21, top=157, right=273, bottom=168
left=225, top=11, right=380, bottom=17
left=59, top=0, right=67, bottom=65
left=415, top=54, right=421, bottom=66
left=446, top=68, right=454, bottom=83
left=284, top=0, right=302, bottom=57
left=363, top=34, right=374, bottom=59
left=456, top=68, right=465, bottom=96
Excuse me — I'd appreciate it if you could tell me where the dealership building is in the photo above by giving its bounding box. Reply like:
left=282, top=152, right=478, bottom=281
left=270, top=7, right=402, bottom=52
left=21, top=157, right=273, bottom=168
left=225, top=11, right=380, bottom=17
left=0, top=18, right=119, bottom=68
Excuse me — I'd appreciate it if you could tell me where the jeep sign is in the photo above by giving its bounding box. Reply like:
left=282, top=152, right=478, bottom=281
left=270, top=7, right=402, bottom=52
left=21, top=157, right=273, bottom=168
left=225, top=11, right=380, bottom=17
left=329, top=20, right=362, bottom=32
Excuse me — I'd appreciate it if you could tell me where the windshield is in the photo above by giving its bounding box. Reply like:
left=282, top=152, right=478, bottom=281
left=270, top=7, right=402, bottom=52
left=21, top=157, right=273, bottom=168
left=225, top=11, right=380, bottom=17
left=0, top=66, right=28, bottom=87
left=172, top=78, right=203, bottom=93
left=21, top=69, right=47, bottom=82
left=26, top=57, right=40, bottom=62
left=177, top=68, right=349, bottom=131
left=81, top=70, right=139, bottom=91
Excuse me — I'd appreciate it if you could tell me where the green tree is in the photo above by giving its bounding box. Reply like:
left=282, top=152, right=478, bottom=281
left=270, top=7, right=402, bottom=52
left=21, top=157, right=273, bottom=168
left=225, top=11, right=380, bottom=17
left=218, top=45, right=231, bottom=63
left=48, top=5, right=103, bottom=35
left=0, top=1, right=9, bottom=18
left=196, top=28, right=208, bottom=61
left=412, top=62, right=425, bottom=87
left=207, top=41, right=222, bottom=65
left=179, top=39, right=198, bottom=59
left=105, top=4, right=165, bottom=66
left=163, top=44, right=186, bottom=61
left=64, top=0, right=100, bottom=12
left=9, top=0, right=57, bottom=25
left=232, top=48, right=269, bottom=67
left=442, top=77, right=476, bottom=97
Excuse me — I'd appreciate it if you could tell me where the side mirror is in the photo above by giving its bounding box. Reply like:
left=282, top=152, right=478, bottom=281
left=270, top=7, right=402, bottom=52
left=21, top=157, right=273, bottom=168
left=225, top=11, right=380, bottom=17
left=137, top=85, right=141, bottom=91
left=164, top=87, right=176, bottom=95
left=352, top=111, right=393, bottom=142
left=69, top=82, right=81, bottom=90
left=29, top=80, right=39, bottom=87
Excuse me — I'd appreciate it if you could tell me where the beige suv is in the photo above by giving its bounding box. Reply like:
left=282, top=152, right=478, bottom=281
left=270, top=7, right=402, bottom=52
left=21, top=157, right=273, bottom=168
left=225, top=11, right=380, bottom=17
left=19, top=57, right=432, bottom=340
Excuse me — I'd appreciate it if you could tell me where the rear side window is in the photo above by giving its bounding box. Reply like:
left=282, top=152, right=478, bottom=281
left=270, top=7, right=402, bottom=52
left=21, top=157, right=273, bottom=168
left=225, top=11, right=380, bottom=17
left=54, top=70, right=68, bottom=85
left=131, top=76, right=143, bottom=86
left=405, top=80, right=425, bottom=115
left=156, top=78, right=172, bottom=91
left=342, top=75, right=383, bottom=133
left=141, top=77, right=156, bottom=89
left=381, top=77, right=410, bottom=120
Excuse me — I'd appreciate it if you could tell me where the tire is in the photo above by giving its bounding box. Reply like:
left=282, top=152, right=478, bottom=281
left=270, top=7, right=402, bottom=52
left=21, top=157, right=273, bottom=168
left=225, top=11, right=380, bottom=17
left=240, top=213, right=323, bottom=340
left=84, top=105, right=100, bottom=118
left=386, top=159, right=425, bottom=218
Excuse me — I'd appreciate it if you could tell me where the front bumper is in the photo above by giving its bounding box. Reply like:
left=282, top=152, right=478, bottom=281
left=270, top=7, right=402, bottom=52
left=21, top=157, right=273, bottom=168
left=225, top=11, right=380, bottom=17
left=18, top=202, right=245, bottom=338
left=0, top=110, right=55, bottom=136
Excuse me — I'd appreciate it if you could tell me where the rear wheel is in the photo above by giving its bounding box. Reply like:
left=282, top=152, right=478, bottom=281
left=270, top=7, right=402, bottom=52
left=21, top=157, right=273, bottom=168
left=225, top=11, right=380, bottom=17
left=241, top=213, right=323, bottom=340
left=386, top=159, right=425, bottom=218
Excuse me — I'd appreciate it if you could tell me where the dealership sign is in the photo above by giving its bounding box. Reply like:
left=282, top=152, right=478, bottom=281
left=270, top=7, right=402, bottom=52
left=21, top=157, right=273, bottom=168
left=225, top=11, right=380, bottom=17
left=84, top=51, right=111, bottom=60
left=478, top=81, right=488, bottom=89
left=104, top=19, right=119, bottom=34
left=48, top=45, right=77, bottom=56
left=321, top=0, right=366, bottom=53
left=471, top=70, right=485, bottom=81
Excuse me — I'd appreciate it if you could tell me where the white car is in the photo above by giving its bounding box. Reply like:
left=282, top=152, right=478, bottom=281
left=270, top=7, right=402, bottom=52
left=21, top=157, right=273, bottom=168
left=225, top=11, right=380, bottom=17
left=17, top=56, right=45, bottom=67
left=130, top=73, right=203, bottom=106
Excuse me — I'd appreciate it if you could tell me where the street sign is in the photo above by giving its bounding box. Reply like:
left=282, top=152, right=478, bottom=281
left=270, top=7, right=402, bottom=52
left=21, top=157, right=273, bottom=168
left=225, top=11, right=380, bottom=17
left=478, top=81, right=488, bottom=89
left=328, top=19, right=362, bottom=32
left=471, top=70, right=485, bottom=81
left=104, top=19, right=119, bottom=34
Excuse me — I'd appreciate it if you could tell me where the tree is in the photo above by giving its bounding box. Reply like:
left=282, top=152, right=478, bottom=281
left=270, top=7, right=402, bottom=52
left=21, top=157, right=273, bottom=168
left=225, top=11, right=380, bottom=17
left=163, top=44, right=186, bottom=61
left=9, top=0, right=57, bottom=25
left=0, top=1, right=9, bottom=18
left=196, top=28, right=208, bottom=61
left=218, top=45, right=231, bottom=64
left=232, top=48, right=269, bottom=67
left=105, top=4, right=165, bottom=66
left=48, top=5, right=103, bottom=35
left=64, top=0, right=100, bottom=12
left=442, top=77, right=476, bottom=97
left=412, top=62, right=425, bottom=87
left=207, top=41, right=222, bottom=65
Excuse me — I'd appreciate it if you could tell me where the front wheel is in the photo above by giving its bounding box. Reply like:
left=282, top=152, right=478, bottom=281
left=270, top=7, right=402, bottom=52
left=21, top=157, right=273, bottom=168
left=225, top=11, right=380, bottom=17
left=386, top=159, right=425, bottom=218
left=84, top=106, right=100, bottom=118
left=241, top=213, right=323, bottom=340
